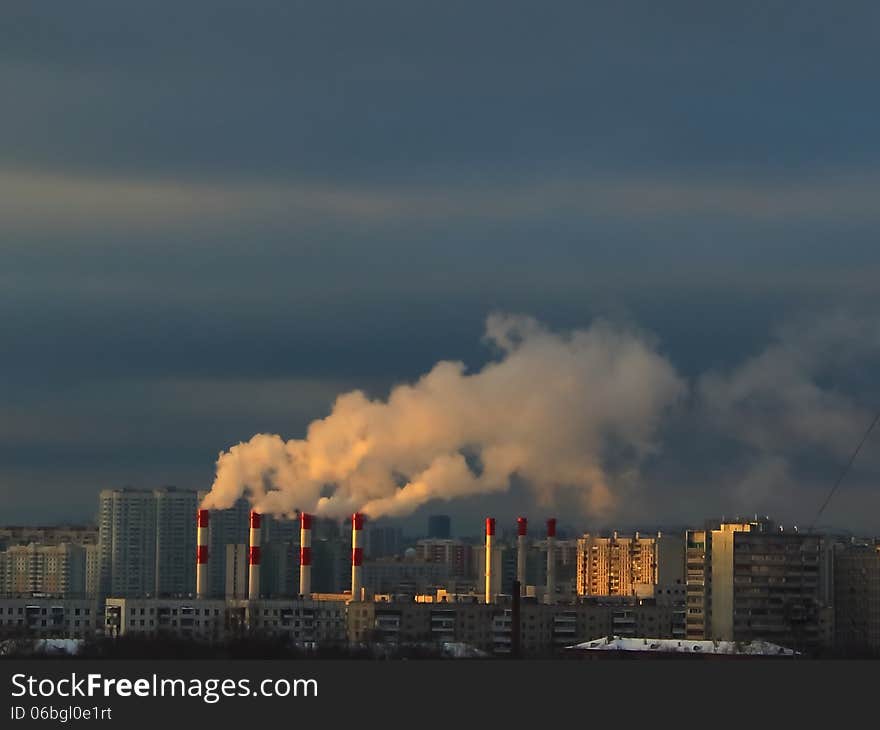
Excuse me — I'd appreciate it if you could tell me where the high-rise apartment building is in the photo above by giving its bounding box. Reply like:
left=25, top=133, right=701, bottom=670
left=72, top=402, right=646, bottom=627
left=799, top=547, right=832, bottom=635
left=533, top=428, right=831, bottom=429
left=576, top=532, right=684, bottom=598
left=154, top=487, right=201, bottom=596
left=685, top=518, right=823, bottom=651
left=311, top=537, right=347, bottom=593
left=98, top=486, right=205, bottom=597
left=833, top=542, right=880, bottom=656
left=416, top=539, right=474, bottom=578
left=367, top=525, right=404, bottom=558
left=685, top=527, right=712, bottom=639
left=2, top=543, right=86, bottom=596
left=98, top=489, right=158, bottom=597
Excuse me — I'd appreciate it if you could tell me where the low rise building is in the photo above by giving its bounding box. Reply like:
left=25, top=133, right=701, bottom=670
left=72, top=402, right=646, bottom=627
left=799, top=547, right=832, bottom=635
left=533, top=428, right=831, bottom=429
left=104, top=597, right=347, bottom=645
left=105, top=598, right=227, bottom=641
left=242, top=599, right=347, bottom=644
left=347, top=593, right=684, bottom=656
left=0, top=597, right=103, bottom=639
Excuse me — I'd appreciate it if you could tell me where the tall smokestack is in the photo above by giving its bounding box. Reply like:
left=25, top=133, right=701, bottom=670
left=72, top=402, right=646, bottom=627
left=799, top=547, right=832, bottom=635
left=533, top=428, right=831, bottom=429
left=485, top=517, right=495, bottom=604
left=248, top=510, right=262, bottom=600
left=545, top=518, right=556, bottom=605
left=516, top=517, right=527, bottom=596
left=299, top=512, right=312, bottom=597
left=196, top=509, right=210, bottom=598
left=351, top=513, right=364, bottom=601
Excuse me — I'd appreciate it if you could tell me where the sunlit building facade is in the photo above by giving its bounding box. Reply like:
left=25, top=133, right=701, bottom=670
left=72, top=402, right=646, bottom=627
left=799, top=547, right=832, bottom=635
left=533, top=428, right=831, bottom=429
left=576, top=531, right=684, bottom=598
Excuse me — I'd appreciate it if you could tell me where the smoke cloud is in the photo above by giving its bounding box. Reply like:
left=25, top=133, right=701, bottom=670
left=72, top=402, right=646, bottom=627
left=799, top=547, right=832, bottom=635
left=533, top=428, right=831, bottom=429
left=694, top=311, right=880, bottom=511
left=201, top=314, right=685, bottom=519
left=699, top=312, right=880, bottom=459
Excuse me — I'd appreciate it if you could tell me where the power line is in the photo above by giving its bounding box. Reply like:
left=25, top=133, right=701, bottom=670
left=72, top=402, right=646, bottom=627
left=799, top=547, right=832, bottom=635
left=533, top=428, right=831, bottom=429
left=809, top=410, right=880, bottom=530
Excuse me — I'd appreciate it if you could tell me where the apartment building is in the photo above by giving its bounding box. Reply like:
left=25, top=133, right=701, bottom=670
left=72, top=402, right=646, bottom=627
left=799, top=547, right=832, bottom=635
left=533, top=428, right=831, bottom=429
left=834, top=542, right=880, bottom=655
left=415, top=539, right=474, bottom=578
left=105, top=597, right=227, bottom=641
left=98, top=489, right=159, bottom=597
left=686, top=519, right=824, bottom=651
left=347, top=594, right=684, bottom=656
left=105, top=597, right=347, bottom=645
left=685, top=527, right=711, bottom=639
left=98, top=487, right=208, bottom=598
left=2, top=543, right=87, bottom=596
left=0, top=597, right=103, bottom=639
left=242, top=599, right=347, bottom=644
left=576, top=531, right=684, bottom=598
left=154, top=487, right=201, bottom=595
left=367, top=526, right=404, bottom=558
left=362, top=557, right=450, bottom=595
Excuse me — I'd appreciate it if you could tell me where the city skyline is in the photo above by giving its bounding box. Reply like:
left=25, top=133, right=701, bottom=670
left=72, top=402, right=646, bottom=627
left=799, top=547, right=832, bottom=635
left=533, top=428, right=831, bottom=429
left=2, top=503, right=867, bottom=657
left=2, top=476, right=877, bottom=658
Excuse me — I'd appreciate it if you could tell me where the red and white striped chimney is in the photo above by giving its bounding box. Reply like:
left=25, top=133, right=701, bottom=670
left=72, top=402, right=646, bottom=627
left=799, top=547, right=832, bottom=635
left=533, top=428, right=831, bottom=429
left=196, top=509, right=210, bottom=598
left=545, top=518, right=557, bottom=605
left=516, top=517, right=527, bottom=595
left=351, top=513, right=364, bottom=601
left=484, top=517, right=495, bottom=604
left=248, top=510, right=262, bottom=600
left=299, top=512, right=312, bottom=597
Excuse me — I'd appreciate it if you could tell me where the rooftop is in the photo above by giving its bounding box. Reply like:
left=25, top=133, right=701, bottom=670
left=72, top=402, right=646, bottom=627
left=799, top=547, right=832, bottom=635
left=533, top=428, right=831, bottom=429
left=567, top=636, right=798, bottom=656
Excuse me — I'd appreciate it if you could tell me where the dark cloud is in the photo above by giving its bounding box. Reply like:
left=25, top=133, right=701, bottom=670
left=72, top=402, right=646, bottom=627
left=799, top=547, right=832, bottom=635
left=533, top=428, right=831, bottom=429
left=2, top=2, right=879, bottom=180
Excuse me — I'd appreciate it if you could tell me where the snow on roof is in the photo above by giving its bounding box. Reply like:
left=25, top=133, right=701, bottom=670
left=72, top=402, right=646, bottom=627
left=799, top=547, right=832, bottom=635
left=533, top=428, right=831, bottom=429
left=567, top=636, right=797, bottom=656
left=441, top=642, right=488, bottom=658
left=34, top=639, right=83, bottom=655
left=0, top=638, right=83, bottom=657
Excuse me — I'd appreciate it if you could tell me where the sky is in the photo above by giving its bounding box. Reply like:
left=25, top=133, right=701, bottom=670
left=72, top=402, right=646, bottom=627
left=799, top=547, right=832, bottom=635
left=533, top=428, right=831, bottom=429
left=2, top=2, right=880, bottom=533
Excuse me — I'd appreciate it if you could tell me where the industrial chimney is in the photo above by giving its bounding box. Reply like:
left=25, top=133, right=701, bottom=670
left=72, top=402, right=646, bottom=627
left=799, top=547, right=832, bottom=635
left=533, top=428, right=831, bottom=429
left=484, top=517, right=495, bottom=604
left=351, top=512, right=364, bottom=601
left=299, top=512, right=312, bottom=597
left=248, top=510, right=262, bottom=600
left=196, top=509, right=210, bottom=598
left=545, top=518, right=556, bottom=605
left=516, top=517, right=527, bottom=596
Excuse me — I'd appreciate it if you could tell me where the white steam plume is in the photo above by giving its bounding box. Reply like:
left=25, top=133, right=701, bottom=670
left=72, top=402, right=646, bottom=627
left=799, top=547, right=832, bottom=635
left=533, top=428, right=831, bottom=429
left=201, top=314, right=685, bottom=519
